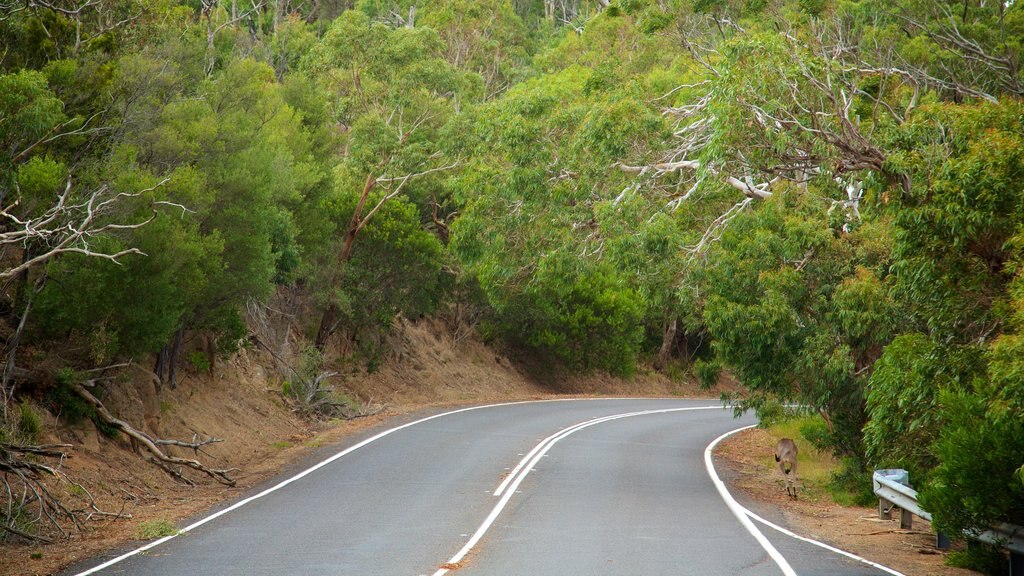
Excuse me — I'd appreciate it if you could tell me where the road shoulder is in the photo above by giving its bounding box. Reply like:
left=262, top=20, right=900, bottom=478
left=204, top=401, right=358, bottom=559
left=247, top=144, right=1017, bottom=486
left=713, top=427, right=978, bottom=576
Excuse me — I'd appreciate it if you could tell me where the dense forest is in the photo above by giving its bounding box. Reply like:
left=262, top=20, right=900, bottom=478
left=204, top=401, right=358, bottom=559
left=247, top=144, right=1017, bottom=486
left=0, top=0, right=1022, bottom=567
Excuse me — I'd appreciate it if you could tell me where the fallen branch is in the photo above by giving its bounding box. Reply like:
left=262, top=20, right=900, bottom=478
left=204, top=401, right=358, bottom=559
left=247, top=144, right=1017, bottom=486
left=851, top=529, right=933, bottom=536
left=72, top=384, right=236, bottom=486
left=1, top=442, right=76, bottom=542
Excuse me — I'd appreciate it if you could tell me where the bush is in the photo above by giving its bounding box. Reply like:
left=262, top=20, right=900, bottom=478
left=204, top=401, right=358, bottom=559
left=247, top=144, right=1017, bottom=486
left=47, top=369, right=119, bottom=438
left=918, top=391, right=1024, bottom=539
left=947, top=544, right=1008, bottom=576
left=694, top=359, right=721, bottom=390
left=47, top=370, right=92, bottom=425
left=187, top=351, right=211, bottom=373
left=864, top=335, right=984, bottom=480
left=827, top=457, right=876, bottom=507
left=798, top=416, right=831, bottom=451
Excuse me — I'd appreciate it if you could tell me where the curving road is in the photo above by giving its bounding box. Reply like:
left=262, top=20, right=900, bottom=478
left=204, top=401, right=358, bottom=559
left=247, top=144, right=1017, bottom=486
left=64, top=399, right=903, bottom=576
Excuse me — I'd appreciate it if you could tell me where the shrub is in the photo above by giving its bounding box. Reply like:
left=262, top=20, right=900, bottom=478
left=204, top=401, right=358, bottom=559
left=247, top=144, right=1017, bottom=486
left=48, top=371, right=92, bottom=425
left=187, top=351, right=211, bottom=374
left=919, top=391, right=1024, bottom=539
left=947, top=544, right=1008, bottom=576
left=694, top=359, right=721, bottom=390
left=18, top=402, right=41, bottom=443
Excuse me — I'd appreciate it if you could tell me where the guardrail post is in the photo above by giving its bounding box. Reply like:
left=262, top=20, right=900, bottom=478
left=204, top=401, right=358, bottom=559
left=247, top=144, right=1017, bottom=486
left=900, top=508, right=914, bottom=530
left=878, top=497, right=893, bottom=520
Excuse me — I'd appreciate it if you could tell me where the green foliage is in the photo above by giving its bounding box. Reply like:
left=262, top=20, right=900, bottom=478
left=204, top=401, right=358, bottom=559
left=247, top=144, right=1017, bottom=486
left=864, top=334, right=985, bottom=479
left=18, top=402, right=42, bottom=443
left=46, top=370, right=118, bottom=438
left=919, top=390, right=1024, bottom=538
left=694, top=358, right=721, bottom=389
left=947, top=544, right=1010, bottom=576
left=702, top=189, right=892, bottom=456
left=511, top=259, right=645, bottom=375
left=187, top=351, right=212, bottom=374
left=47, top=371, right=93, bottom=426
left=885, top=101, right=1024, bottom=342
left=827, top=458, right=877, bottom=507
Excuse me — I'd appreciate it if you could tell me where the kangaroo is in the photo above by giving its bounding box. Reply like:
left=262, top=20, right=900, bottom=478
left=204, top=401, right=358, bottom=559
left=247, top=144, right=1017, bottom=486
left=774, top=438, right=799, bottom=499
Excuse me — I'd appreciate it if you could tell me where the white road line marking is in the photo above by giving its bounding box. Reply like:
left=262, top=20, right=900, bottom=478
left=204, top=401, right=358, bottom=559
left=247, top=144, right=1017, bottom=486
left=746, top=510, right=907, bottom=576
left=705, top=425, right=908, bottom=576
left=433, top=406, right=724, bottom=576
left=704, top=425, right=798, bottom=576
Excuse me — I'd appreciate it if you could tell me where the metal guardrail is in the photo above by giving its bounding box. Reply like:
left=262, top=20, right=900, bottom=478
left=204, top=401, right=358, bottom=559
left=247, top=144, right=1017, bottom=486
left=976, top=523, right=1024, bottom=556
left=873, top=469, right=929, bottom=529
left=873, top=469, right=1024, bottom=575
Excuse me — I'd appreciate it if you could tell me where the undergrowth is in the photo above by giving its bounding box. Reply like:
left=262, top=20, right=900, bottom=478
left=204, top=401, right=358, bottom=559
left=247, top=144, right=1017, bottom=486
left=947, top=544, right=1009, bottom=575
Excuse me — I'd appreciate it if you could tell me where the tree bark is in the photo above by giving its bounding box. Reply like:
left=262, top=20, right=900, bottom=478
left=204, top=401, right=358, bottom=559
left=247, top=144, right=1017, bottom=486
left=154, top=346, right=168, bottom=390
left=168, top=327, right=184, bottom=389
left=655, top=317, right=678, bottom=371
left=314, top=173, right=376, bottom=350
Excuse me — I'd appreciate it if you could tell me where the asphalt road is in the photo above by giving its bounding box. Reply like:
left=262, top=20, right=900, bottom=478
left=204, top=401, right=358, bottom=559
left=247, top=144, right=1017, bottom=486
left=64, top=399, right=903, bottom=576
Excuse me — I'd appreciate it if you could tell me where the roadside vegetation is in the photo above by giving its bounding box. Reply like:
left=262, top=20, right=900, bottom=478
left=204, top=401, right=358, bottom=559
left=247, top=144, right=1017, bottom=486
left=0, top=0, right=1021, bottom=571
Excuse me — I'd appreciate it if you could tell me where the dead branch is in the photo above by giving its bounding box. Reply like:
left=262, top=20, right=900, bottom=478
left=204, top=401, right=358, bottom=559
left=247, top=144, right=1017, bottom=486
left=1, top=441, right=75, bottom=542
left=1, top=440, right=136, bottom=542
left=0, top=177, right=173, bottom=280
left=71, top=384, right=236, bottom=486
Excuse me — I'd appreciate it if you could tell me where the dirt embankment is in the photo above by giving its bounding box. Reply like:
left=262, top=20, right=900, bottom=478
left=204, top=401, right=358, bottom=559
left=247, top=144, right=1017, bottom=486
left=2, top=318, right=970, bottom=576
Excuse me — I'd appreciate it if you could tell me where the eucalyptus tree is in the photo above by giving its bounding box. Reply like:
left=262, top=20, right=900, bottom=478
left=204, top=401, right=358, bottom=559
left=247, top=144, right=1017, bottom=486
left=26, top=12, right=329, bottom=386
left=300, top=10, right=473, bottom=350
left=869, top=99, right=1024, bottom=539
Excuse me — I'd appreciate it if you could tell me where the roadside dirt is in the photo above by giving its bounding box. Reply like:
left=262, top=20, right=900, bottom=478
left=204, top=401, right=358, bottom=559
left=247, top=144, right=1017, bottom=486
left=714, top=426, right=978, bottom=576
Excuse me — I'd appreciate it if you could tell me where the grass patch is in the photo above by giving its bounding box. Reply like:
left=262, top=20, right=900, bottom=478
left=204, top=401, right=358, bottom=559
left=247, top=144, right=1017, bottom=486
left=18, top=401, right=41, bottom=443
left=764, top=416, right=837, bottom=502
left=136, top=519, right=178, bottom=540
left=271, top=441, right=291, bottom=449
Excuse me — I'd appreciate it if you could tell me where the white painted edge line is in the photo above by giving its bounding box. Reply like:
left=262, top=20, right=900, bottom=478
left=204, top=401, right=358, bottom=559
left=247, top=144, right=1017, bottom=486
left=433, top=405, right=724, bottom=576
left=71, top=397, right=708, bottom=576
left=705, top=425, right=798, bottom=576
left=705, top=426, right=908, bottom=576
left=746, top=511, right=907, bottom=576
